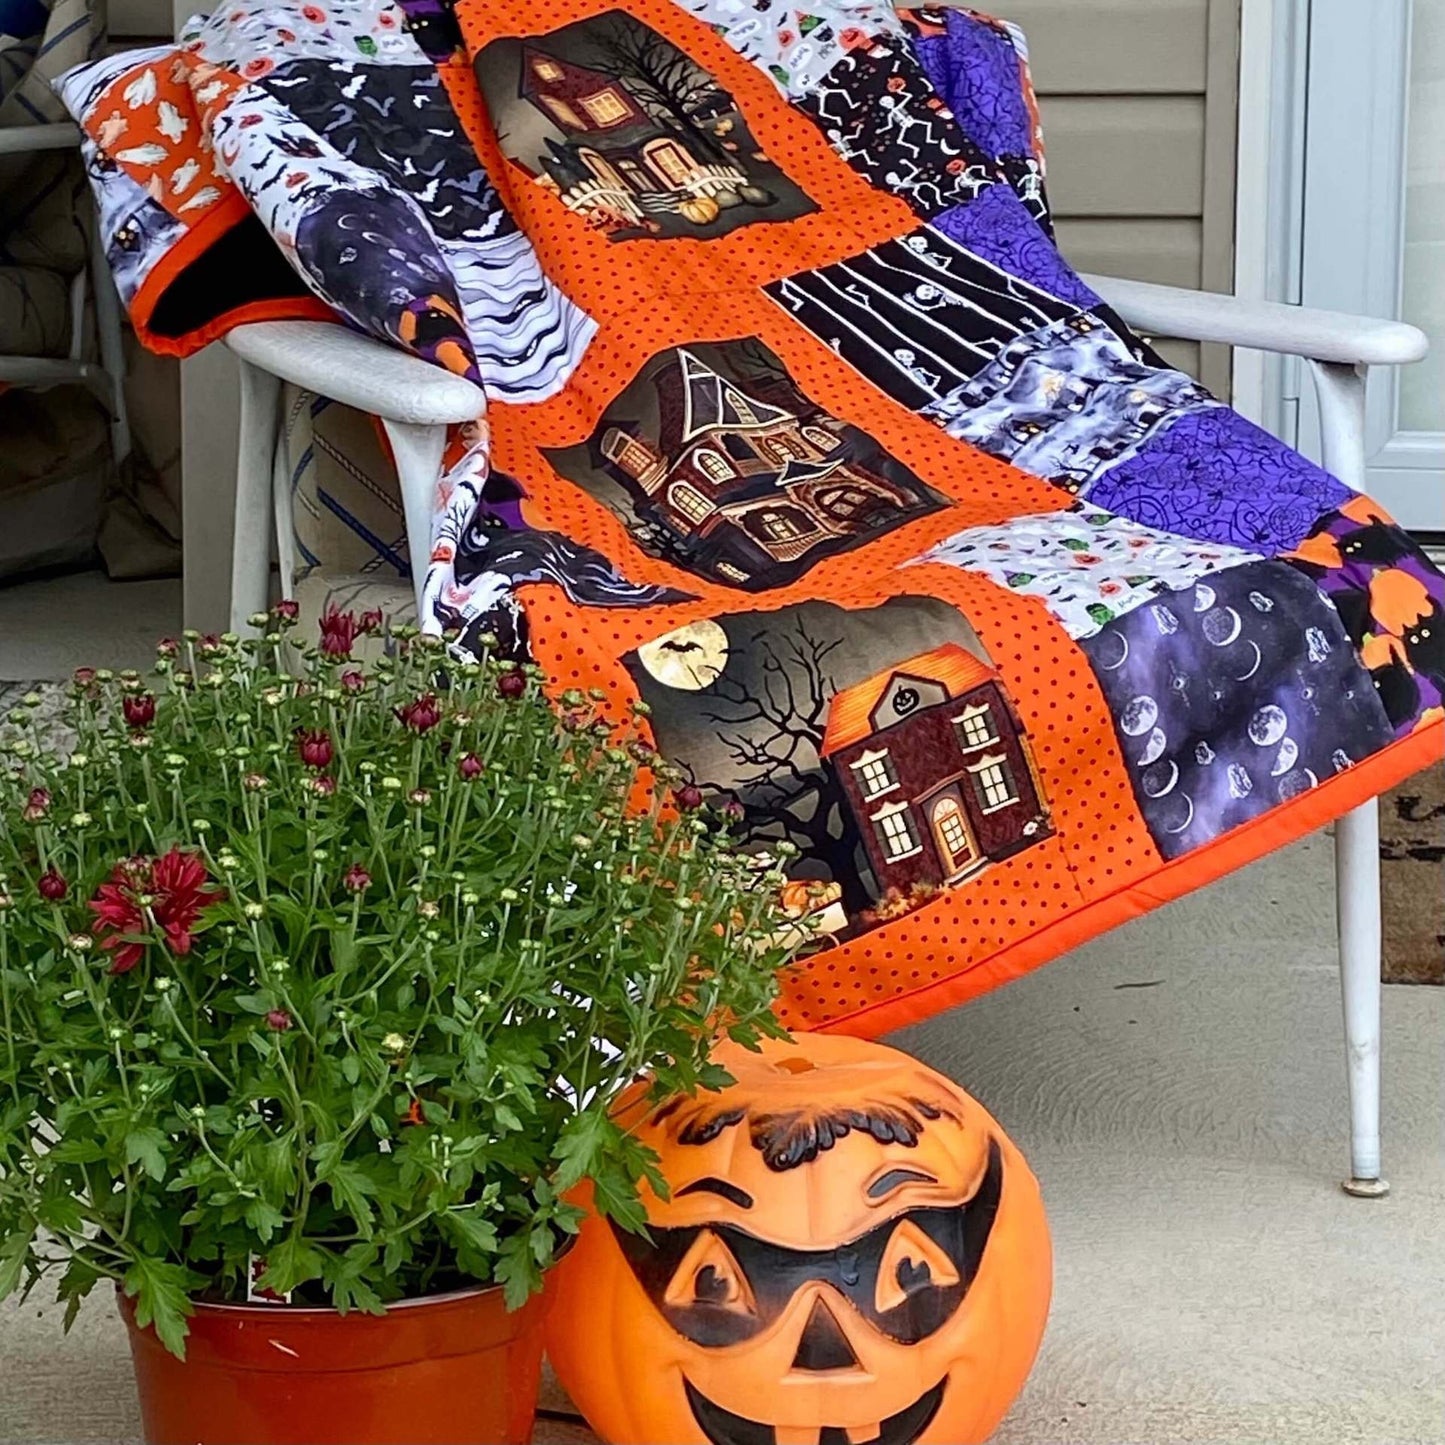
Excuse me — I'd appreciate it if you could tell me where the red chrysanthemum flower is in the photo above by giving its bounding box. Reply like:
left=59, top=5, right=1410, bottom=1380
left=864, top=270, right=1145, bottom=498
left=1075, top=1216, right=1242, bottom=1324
left=394, top=692, right=442, bottom=733
left=273, top=598, right=300, bottom=622
left=296, top=728, right=333, bottom=770
left=496, top=671, right=526, bottom=701
left=23, top=788, right=50, bottom=823
left=340, top=669, right=366, bottom=694
left=89, top=847, right=222, bottom=975
left=123, top=693, right=156, bottom=728
left=318, top=605, right=362, bottom=658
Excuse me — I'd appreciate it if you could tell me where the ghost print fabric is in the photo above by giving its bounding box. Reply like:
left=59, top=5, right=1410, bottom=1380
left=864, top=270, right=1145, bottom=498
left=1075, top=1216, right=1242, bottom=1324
left=1081, top=561, right=1395, bottom=860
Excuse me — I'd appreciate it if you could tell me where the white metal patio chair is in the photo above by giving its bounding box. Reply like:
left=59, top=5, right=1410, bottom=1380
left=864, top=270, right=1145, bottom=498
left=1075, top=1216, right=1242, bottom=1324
left=223, top=275, right=1429, bottom=1200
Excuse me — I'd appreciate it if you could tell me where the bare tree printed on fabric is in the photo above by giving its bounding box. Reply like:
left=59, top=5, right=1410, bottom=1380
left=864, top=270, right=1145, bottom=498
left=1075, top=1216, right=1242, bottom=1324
left=701, top=614, right=873, bottom=915
left=475, top=10, right=816, bottom=241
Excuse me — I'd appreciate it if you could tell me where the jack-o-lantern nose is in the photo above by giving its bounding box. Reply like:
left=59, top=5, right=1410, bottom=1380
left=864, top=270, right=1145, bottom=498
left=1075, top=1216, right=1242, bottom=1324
left=790, top=1296, right=859, bottom=1372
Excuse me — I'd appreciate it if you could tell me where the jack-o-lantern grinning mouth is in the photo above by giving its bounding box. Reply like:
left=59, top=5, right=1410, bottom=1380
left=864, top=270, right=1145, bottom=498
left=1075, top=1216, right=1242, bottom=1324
left=683, top=1378, right=946, bottom=1445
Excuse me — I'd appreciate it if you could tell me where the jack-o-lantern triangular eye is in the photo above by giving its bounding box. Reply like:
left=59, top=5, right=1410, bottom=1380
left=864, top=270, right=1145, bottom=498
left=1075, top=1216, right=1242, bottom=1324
left=875, top=1218, right=962, bottom=1314
left=664, top=1230, right=758, bottom=1315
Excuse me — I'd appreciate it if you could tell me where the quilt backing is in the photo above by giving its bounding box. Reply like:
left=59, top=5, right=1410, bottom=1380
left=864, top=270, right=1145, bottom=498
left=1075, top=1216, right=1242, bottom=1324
left=57, top=0, right=1444, bottom=1034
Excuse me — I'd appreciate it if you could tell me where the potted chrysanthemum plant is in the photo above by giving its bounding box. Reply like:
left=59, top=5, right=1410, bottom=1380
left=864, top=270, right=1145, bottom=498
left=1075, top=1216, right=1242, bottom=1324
left=0, top=606, right=792, bottom=1445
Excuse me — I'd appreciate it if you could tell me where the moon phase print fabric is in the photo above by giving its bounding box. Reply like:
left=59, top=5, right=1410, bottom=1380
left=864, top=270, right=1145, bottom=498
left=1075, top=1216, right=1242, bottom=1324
left=1079, top=562, right=1395, bottom=860
left=60, top=0, right=1445, bottom=1034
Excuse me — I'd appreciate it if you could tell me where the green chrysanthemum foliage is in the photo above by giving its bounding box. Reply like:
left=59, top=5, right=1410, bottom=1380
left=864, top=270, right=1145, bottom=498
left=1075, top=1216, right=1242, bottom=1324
left=0, top=611, right=792, bottom=1357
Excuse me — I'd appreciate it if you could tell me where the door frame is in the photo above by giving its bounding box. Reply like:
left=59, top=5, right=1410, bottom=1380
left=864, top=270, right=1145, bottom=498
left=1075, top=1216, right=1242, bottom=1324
left=1236, top=0, right=1443, bottom=531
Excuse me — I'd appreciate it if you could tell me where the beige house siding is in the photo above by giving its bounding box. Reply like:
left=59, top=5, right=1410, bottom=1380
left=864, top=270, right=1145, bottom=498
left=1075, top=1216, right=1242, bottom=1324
left=998, top=0, right=1242, bottom=394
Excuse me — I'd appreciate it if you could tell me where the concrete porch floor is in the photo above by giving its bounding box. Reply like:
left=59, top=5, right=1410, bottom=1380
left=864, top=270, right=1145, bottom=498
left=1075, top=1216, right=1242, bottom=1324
left=1, top=831, right=1441, bottom=1443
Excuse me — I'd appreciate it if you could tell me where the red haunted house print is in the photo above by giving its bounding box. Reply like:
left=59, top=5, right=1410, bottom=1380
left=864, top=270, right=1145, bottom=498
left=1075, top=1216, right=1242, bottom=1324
left=517, top=41, right=767, bottom=234
left=600, top=348, right=935, bottom=589
left=821, top=643, right=1052, bottom=904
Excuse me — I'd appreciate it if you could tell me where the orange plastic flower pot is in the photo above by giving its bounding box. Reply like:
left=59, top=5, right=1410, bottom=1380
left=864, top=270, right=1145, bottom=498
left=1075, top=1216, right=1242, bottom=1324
left=118, top=1282, right=551, bottom=1445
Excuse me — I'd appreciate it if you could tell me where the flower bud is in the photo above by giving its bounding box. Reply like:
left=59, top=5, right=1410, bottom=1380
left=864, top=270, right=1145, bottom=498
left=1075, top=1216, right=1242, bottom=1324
left=457, top=752, right=484, bottom=781
left=265, top=1009, right=292, bottom=1033
left=37, top=868, right=68, bottom=901
left=343, top=864, right=372, bottom=893
left=496, top=671, right=526, bottom=701
left=123, top=693, right=157, bottom=729
left=296, top=729, right=333, bottom=770
left=394, top=692, right=442, bottom=733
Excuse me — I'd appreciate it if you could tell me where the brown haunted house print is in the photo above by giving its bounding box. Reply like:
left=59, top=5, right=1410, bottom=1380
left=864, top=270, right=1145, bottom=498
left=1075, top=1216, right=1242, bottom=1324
left=600, top=349, right=934, bottom=588
left=821, top=644, right=1051, bottom=904
left=519, top=45, right=761, bottom=231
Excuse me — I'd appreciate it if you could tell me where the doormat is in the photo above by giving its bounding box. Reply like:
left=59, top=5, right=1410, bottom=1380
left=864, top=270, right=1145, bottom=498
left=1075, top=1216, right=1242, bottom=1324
left=1380, top=763, right=1445, bottom=985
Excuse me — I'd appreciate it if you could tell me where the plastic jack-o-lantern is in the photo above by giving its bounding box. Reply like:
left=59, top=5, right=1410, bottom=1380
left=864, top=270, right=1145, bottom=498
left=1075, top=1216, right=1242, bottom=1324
left=547, top=1034, right=1051, bottom=1445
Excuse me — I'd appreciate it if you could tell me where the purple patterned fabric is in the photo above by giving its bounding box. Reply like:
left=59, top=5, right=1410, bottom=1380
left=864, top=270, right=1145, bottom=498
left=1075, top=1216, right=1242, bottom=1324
left=1080, top=560, right=1395, bottom=860
left=1084, top=407, right=1353, bottom=553
left=932, top=186, right=1099, bottom=310
left=909, top=7, right=1034, bottom=161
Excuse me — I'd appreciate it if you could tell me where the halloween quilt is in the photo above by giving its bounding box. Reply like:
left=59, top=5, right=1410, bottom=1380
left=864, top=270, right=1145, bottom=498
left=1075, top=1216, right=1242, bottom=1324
left=58, top=0, right=1445, bottom=1035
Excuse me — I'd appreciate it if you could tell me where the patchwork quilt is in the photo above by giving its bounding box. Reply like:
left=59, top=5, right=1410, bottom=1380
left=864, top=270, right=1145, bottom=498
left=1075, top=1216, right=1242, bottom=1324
left=58, top=0, right=1444, bottom=1035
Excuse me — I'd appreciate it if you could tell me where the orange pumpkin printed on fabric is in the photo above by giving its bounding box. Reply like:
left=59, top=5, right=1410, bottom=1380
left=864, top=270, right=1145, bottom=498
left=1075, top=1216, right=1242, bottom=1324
left=546, top=1035, right=1052, bottom=1445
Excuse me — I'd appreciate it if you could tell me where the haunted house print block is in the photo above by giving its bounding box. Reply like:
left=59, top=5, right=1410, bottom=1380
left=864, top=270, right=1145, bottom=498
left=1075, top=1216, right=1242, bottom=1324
left=1080, top=559, right=1395, bottom=860
left=820, top=642, right=1051, bottom=918
left=625, top=596, right=1045, bottom=938
left=474, top=12, right=816, bottom=241
left=764, top=225, right=1077, bottom=412
left=545, top=338, right=946, bottom=591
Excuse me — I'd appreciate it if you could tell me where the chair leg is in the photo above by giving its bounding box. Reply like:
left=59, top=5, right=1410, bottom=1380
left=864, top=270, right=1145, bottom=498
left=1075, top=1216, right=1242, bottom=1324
left=381, top=418, right=447, bottom=626
left=1336, top=801, right=1388, bottom=1196
left=90, top=214, right=132, bottom=468
left=231, top=358, right=282, bottom=634
left=272, top=392, right=298, bottom=603
left=1309, top=359, right=1388, bottom=1198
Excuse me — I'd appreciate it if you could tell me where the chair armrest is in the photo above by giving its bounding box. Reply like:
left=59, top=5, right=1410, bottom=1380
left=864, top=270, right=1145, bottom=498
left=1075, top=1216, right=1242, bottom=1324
left=225, top=320, right=484, bottom=426
left=0, top=121, right=82, bottom=156
left=1080, top=273, right=1429, bottom=369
